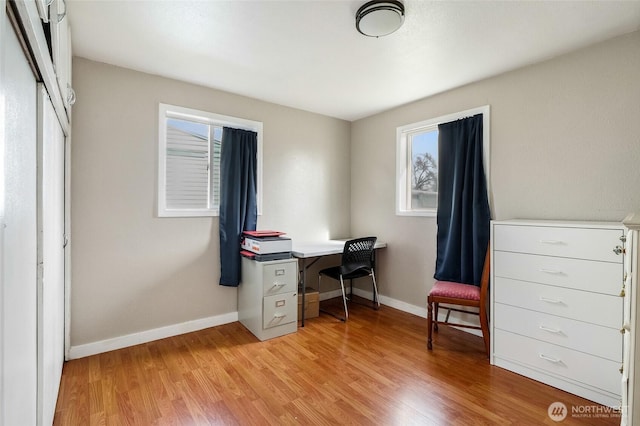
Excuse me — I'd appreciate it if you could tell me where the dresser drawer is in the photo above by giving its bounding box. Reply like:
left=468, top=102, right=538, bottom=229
left=262, top=260, right=297, bottom=296
left=494, top=277, right=622, bottom=328
left=493, top=224, right=623, bottom=262
left=494, top=251, right=621, bottom=295
left=263, top=292, right=297, bottom=329
left=494, top=330, right=621, bottom=395
left=494, top=303, right=622, bottom=362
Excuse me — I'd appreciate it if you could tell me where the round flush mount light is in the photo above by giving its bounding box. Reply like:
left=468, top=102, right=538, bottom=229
left=355, top=0, right=405, bottom=38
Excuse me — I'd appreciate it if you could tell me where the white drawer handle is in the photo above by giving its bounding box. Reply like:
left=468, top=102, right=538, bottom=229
left=539, top=268, right=563, bottom=275
left=539, top=353, right=562, bottom=363
left=540, top=296, right=563, bottom=304
left=539, top=325, right=562, bottom=334
left=267, top=313, right=287, bottom=326
left=539, top=239, right=565, bottom=245
left=270, top=283, right=286, bottom=291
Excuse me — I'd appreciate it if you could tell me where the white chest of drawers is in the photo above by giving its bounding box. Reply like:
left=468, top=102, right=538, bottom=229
left=238, top=257, right=298, bottom=341
left=491, top=220, right=626, bottom=407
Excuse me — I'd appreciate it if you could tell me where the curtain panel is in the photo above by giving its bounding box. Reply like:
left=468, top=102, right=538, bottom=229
left=219, top=127, right=258, bottom=287
left=434, top=114, right=490, bottom=286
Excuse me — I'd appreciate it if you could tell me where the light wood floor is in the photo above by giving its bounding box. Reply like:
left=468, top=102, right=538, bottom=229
left=55, top=298, right=620, bottom=425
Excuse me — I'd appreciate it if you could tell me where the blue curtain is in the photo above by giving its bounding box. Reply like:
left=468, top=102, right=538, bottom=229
left=434, top=114, right=490, bottom=286
left=219, top=127, right=258, bottom=287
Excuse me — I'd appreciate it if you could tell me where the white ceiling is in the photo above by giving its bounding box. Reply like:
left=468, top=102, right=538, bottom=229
left=67, top=0, right=640, bottom=121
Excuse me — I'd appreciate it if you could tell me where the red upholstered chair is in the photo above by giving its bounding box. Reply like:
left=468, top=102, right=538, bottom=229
left=427, top=247, right=490, bottom=356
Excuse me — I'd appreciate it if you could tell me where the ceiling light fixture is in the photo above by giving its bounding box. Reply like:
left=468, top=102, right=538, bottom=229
left=355, top=0, right=405, bottom=38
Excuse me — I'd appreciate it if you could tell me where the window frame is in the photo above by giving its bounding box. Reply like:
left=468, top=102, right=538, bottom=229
left=396, top=105, right=490, bottom=217
left=157, top=103, right=263, bottom=218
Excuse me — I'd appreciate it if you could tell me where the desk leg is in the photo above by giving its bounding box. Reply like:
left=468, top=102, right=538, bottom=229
left=372, top=249, right=379, bottom=308
left=298, top=257, right=321, bottom=327
left=300, top=258, right=306, bottom=327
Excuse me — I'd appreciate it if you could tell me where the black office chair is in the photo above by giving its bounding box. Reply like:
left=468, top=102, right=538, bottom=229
left=318, top=237, right=380, bottom=321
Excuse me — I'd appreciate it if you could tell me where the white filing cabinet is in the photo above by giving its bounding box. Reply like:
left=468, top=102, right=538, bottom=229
left=238, top=257, right=298, bottom=341
left=491, top=220, right=626, bottom=407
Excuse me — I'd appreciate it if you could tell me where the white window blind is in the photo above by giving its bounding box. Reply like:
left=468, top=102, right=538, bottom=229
left=157, top=103, right=263, bottom=218
left=165, top=123, right=211, bottom=210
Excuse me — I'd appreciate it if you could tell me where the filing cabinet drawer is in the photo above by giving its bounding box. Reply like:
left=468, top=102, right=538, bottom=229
left=494, top=250, right=621, bottom=295
left=494, top=329, right=621, bottom=395
left=239, top=257, right=298, bottom=341
left=494, top=277, right=622, bottom=328
left=262, top=261, right=297, bottom=296
left=493, top=224, right=623, bottom=262
left=494, top=303, right=622, bottom=362
left=263, top=292, right=297, bottom=329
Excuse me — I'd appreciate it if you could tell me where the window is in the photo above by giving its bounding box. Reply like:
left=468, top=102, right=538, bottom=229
left=396, top=106, right=490, bottom=216
left=158, top=103, right=263, bottom=217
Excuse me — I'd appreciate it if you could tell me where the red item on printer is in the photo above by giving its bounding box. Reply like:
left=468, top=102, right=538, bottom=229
left=242, top=230, right=286, bottom=238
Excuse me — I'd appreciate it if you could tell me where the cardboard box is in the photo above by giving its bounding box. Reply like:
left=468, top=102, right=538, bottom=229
left=298, top=287, right=319, bottom=320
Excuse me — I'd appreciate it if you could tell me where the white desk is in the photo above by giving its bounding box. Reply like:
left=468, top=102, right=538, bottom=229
left=292, top=239, right=386, bottom=326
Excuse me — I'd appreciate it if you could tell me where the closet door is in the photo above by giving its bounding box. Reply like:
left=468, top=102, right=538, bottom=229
left=37, top=84, right=66, bottom=426
left=1, top=11, right=39, bottom=426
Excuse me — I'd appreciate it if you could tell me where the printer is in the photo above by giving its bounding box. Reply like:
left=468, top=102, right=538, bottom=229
left=240, top=230, right=292, bottom=261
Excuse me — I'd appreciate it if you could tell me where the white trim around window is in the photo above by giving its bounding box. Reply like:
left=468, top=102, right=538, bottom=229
left=396, top=105, right=490, bottom=217
left=157, top=103, right=263, bottom=218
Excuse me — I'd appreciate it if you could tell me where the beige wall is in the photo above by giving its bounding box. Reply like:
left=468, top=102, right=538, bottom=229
left=72, top=30, right=640, bottom=347
left=351, top=31, right=640, bottom=307
left=71, top=58, right=351, bottom=346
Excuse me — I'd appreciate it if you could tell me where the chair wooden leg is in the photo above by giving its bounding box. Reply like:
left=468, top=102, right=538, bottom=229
left=480, top=304, right=490, bottom=357
left=433, top=302, right=439, bottom=331
left=427, top=297, right=433, bottom=350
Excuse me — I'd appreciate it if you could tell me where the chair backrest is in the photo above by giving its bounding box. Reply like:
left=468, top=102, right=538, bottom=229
left=341, top=237, right=377, bottom=275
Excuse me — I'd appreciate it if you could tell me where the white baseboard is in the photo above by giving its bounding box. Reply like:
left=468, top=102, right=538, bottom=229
left=318, top=288, right=343, bottom=301
left=377, top=292, right=427, bottom=318
left=68, top=290, right=481, bottom=359
left=67, top=311, right=238, bottom=360
left=352, top=287, right=482, bottom=337
left=318, top=288, right=425, bottom=316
